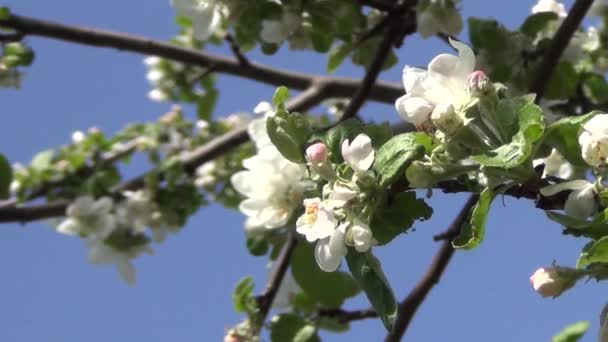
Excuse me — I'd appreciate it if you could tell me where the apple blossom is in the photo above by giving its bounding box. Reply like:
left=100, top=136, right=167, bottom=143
left=195, top=161, right=217, bottom=188
left=327, top=182, right=358, bottom=208
left=541, top=180, right=598, bottom=219
left=296, top=197, right=338, bottom=242
left=170, top=0, right=224, bottom=41
left=395, top=38, right=475, bottom=126
left=56, top=196, right=115, bottom=238
left=531, top=0, right=566, bottom=18
left=533, top=149, right=574, bottom=179
left=578, top=114, right=608, bottom=168
left=87, top=235, right=153, bottom=286
left=260, top=12, right=301, bottom=45
left=430, top=103, right=463, bottom=136
left=341, top=134, right=375, bottom=173
left=416, top=0, right=463, bottom=39
left=71, top=130, right=85, bottom=143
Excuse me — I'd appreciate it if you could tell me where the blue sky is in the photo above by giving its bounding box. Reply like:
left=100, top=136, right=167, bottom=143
left=0, top=0, right=603, bottom=341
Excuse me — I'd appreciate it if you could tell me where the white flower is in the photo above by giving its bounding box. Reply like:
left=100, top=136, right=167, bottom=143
left=232, top=146, right=312, bottom=231
left=71, top=130, right=85, bottom=143
left=395, top=38, right=475, bottom=125
left=260, top=12, right=301, bottom=44
left=315, top=222, right=348, bottom=272
left=296, top=198, right=338, bottom=242
left=143, top=56, right=162, bottom=67
left=533, top=149, right=574, bottom=179
left=247, top=102, right=276, bottom=149
left=171, top=0, right=224, bottom=41
left=195, top=161, right=217, bottom=188
left=57, top=196, right=115, bottom=238
left=416, top=0, right=463, bottom=38
left=86, top=236, right=152, bottom=286
left=531, top=0, right=567, bottom=17
left=541, top=180, right=598, bottom=219
left=221, top=112, right=253, bottom=129
left=148, top=88, right=169, bottom=102
left=579, top=114, right=608, bottom=168
left=348, top=219, right=374, bottom=252
left=341, top=134, right=375, bottom=173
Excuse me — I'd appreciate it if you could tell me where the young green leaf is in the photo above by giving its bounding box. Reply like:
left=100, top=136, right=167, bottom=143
left=345, top=250, right=397, bottom=332
left=551, top=321, right=589, bottom=342
left=0, top=7, right=10, bottom=20
left=519, top=12, right=558, bottom=37
left=266, top=109, right=312, bottom=163
left=291, top=243, right=360, bottom=308
left=453, top=188, right=495, bottom=250
left=371, top=191, right=433, bottom=245
left=542, top=112, right=596, bottom=167
left=232, top=276, right=257, bottom=313
left=273, top=86, right=291, bottom=108
left=373, top=133, right=432, bottom=187
left=327, top=43, right=352, bottom=73
left=472, top=102, right=544, bottom=168
left=577, top=236, right=608, bottom=269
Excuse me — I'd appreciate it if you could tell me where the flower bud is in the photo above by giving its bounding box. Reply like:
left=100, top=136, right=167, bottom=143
left=466, top=70, right=492, bottom=96
left=430, top=103, right=462, bottom=136
left=71, top=130, right=85, bottom=143
left=306, top=143, right=335, bottom=181
left=529, top=266, right=581, bottom=298
left=306, top=143, right=329, bottom=167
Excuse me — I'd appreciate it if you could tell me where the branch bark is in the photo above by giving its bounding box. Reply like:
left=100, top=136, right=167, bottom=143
left=0, top=13, right=402, bottom=104
left=385, top=194, right=479, bottom=342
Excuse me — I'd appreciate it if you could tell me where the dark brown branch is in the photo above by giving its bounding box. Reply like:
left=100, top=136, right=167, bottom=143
left=317, top=307, right=378, bottom=324
left=224, top=33, right=250, bottom=68
left=0, top=13, right=402, bottom=104
left=359, top=0, right=395, bottom=11
left=385, top=194, right=479, bottom=342
left=252, top=230, right=298, bottom=334
left=529, top=0, right=595, bottom=100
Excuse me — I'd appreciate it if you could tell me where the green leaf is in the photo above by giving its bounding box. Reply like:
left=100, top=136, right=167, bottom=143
left=233, top=276, right=257, bottom=313
left=373, top=133, right=432, bottom=187
left=453, top=188, right=495, bottom=250
left=270, top=314, right=319, bottom=342
left=266, top=109, right=312, bottom=163
left=317, top=316, right=350, bottom=333
left=371, top=192, right=433, bottom=245
left=327, top=43, right=352, bottom=73
left=0, top=7, right=10, bottom=20
left=30, top=149, right=54, bottom=171
left=582, top=73, right=608, bottom=105
left=577, top=236, right=608, bottom=269
left=472, top=102, right=544, bottom=168
left=3, top=42, right=35, bottom=66
left=545, top=210, right=608, bottom=239
left=542, top=112, right=596, bottom=167
left=0, top=154, right=12, bottom=199
left=520, top=12, right=559, bottom=37
left=196, top=89, right=218, bottom=121
left=246, top=236, right=269, bottom=256
left=345, top=250, right=397, bottom=332
left=552, top=321, right=589, bottom=342
left=291, top=243, right=360, bottom=308
left=364, top=122, right=394, bottom=149
left=273, top=86, right=291, bottom=107
left=545, top=62, right=579, bottom=99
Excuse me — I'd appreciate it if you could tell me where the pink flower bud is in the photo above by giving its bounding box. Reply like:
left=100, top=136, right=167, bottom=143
left=529, top=266, right=580, bottom=298
left=466, top=70, right=492, bottom=96
left=306, top=143, right=329, bottom=166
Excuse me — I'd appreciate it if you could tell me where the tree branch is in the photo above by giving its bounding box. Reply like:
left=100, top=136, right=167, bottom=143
left=529, top=0, right=595, bottom=100
left=0, top=13, right=402, bottom=104
left=385, top=194, right=479, bottom=342
left=252, top=230, right=298, bottom=334
left=317, top=307, right=378, bottom=324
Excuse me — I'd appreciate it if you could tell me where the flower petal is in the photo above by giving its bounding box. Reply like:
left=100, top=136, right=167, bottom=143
left=540, top=180, right=591, bottom=197
left=395, top=94, right=434, bottom=125
left=315, top=237, right=342, bottom=272
left=342, top=134, right=375, bottom=172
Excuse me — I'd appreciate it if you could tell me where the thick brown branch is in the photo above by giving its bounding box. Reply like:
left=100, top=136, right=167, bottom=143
left=0, top=13, right=402, bottom=104
left=385, top=194, right=479, bottom=342
left=529, top=0, right=595, bottom=100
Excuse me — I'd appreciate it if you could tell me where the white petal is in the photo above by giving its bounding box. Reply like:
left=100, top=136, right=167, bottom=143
left=260, top=20, right=287, bottom=44
left=402, top=66, right=429, bottom=96
left=315, top=237, right=342, bottom=272
left=395, top=94, right=434, bottom=125
left=342, top=134, right=375, bottom=172
left=56, top=219, right=80, bottom=236
left=540, top=180, right=591, bottom=197
left=564, top=185, right=597, bottom=219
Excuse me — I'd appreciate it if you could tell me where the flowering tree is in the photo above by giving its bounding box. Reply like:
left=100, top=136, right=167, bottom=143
left=1, top=0, right=608, bottom=340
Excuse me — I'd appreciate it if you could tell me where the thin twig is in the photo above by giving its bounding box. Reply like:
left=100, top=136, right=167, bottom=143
left=252, top=231, right=298, bottom=334
left=317, top=307, right=378, bottom=324
left=0, top=13, right=402, bottom=104
left=224, top=33, right=249, bottom=67
left=385, top=194, right=479, bottom=342
left=529, top=0, right=595, bottom=100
